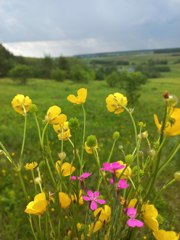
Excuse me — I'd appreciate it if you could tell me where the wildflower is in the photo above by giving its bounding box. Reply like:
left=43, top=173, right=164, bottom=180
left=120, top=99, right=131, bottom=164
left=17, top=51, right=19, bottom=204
left=71, top=172, right=91, bottom=181
left=174, top=171, right=180, bottom=181
left=24, top=162, right=38, bottom=170
left=59, top=192, right=71, bottom=209
left=83, top=190, right=105, bottom=210
left=106, top=93, right=127, bottom=114
left=94, top=205, right=111, bottom=223
left=11, top=94, right=32, bottom=115
left=117, top=179, right=129, bottom=189
left=25, top=192, right=48, bottom=215
left=126, top=208, right=144, bottom=228
left=153, top=229, right=179, bottom=240
left=53, top=121, right=71, bottom=140
left=101, top=161, right=125, bottom=174
left=142, top=203, right=159, bottom=231
left=67, top=88, right=87, bottom=104
left=154, top=107, right=180, bottom=136
left=55, top=161, right=76, bottom=176
left=115, top=160, right=132, bottom=179
left=85, top=141, right=98, bottom=154
left=45, top=105, right=66, bottom=125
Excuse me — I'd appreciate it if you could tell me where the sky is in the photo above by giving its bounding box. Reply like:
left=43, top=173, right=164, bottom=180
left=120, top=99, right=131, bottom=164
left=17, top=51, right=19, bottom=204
left=1, top=0, right=180, bottom=57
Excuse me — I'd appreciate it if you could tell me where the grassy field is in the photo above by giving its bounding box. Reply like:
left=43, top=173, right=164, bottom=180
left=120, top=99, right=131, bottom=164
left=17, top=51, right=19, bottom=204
left=0, top=52, right=180, bottom=239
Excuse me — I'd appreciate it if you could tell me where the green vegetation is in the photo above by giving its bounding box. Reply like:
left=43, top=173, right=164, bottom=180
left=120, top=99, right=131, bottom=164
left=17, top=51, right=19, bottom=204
left=0, top=46, right=180, bottom=239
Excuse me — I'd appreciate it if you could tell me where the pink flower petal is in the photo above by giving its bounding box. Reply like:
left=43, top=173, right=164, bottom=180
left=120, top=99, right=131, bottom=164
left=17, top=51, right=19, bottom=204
left=83, top=196, right=91, bottom=201
left=112, top=162, right=125, bottom=170
left=90, top=200, right=97, bottom=210
left=87, top=190, right=93, bottom=197
left=96, top=199, right=106, bottom=204
left=127, top=219, right=144, bottom=228
left=117, top=179, right=129, bottom=189
left=126, top=208, right=137, bottom=218
left=93, top=191, right=100, bottom=198
left=70, top=176, right=77, bottom=181
left=80, top=172, right=91, bottom=179
left=109, top=178, right=114, bottom=184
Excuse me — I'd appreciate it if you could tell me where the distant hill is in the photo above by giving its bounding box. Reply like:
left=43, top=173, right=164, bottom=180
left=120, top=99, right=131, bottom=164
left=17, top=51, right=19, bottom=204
left=75, top=47, right=180, bottom=59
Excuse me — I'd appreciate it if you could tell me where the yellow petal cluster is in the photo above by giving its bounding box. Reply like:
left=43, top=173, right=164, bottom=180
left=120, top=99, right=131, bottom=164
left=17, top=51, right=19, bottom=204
left=154, top=107, right=180, bottom=136
left=55, top=161, right=75, bottom=176
left=59, top=191, right=83, bottom=209
left=94, top=205, right=111, bottom=223
left=53, top=121, right=71, bottom=140
left=67, top=88, right=87, bottom=104
left=11, top=94, right=32, bottom=115
left=115, top=160, right=132, bottom=179
left=153, top=229, right=179, bottom=240
left=24, top=162, right=38, bottom=171
left=45, top=106, right=67, bottom=125
left=106, top=93, right=127, bottom=114
left=24, top=192, right=48, bottom=215
left=142, top=203, right=159, bottom=231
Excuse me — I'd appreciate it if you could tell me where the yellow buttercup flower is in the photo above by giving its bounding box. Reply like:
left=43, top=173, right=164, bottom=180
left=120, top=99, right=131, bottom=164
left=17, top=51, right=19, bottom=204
left=53, top=121, right=71, bottom=140
left=59, top=192, right=71, bottom=208
left=154, top=107, right=180, bottom=136
left=142, top=203, right=159, bottom=231
left=24, top=192, right=48, bottom=215
left=94, top=205, right=111, bottom=223
left=11, top=94, right=32, bottom=115
left=24, top=162, right=38, bottom=170
left=45, top=106, right=66, bottom=125
left=106, top=93, right=127, bottom=114
left=67, top=88, right=87, bottom=104
left=55, top=161, right=76, bottom=176
left=153, top=229, right=179, bottom=240
left=115, top=160, right=132, bottom=179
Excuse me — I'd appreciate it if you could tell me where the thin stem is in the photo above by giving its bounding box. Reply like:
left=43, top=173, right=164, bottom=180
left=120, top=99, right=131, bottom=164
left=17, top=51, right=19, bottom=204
left=29, top=216, right=38, bottom=240
left=19, top=114, right=27, bottom=165
left=80, top=104, right=86, bottom=173
left=18, top=170, right=28, bottom=201
left=107, top=139, right=117, bottom=163
left=33, top=112, right=42, bottom=147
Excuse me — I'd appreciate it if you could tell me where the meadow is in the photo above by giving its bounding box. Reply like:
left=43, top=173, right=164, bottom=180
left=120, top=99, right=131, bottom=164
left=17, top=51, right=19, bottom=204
left=0, top=51, right=180, bottom=239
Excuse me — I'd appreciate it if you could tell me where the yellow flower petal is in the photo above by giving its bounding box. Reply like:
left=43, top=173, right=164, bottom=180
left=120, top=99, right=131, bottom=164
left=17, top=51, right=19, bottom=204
left=154, top=108, right=180, bottom=136
left=55, top=161, right=75, bottom=176
left=106, top=93, right=127, bottom=115
left=24, top=162, right=38, bottom=170
left=46, top=105, right=62, bottom=124
left=115, top=161, right=132, bottom=179
left=59, top=192, right=71, bottom=208
left=153, top=229, right=179, bottom=240
left=67, top=88, right=87, bottom=104
left=24, top=192, right=47, bottom=215
left=11, top=94, right=32, bottom=115
left=142, top=204, right=159, bottom=231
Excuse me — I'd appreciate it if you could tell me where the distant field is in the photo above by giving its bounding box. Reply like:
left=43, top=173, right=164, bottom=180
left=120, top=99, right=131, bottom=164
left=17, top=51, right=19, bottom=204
left=0, top=51, right=180, bottom=239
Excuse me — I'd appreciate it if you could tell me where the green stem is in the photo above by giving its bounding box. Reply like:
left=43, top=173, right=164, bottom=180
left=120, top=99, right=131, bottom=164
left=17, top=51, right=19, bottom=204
left=33, top=112, right=42, bottom=147
left=144, top=103, right=168, bottom=200
left=41, top=122, right=49, bottom=148
left=80, top=104, right=86, bottom=173
left=19, top=113, right=27, bottom=165
left=18, top=170, right=28, bottom=201
left=29, top=216, right=38, bottom=240
left=157, top=140, right=180, bottom=176
left=107, top=139, right=117, bottom=163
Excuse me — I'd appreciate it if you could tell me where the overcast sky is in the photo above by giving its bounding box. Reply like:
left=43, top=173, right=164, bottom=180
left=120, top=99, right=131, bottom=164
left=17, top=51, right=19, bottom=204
left=1, top=0, right=180, bottom=57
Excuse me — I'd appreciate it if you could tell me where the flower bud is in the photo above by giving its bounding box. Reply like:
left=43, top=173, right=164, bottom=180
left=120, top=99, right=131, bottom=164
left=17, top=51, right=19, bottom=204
left=141, top=131, right=148, bottom=139
left=69, top=117, right=80, bottom=130
left=113, top=131, right=120, bottom=140
left=29, top=104, right=38, bottom=113
left=174, top=171, right=180, bottom=181
left=125, top=154, right=133, bottom=165
left=86, top=135, right=97, bottom=147
left=58, top=152, right=66, bottom=161
left=34, top=177, right=42, bottom=184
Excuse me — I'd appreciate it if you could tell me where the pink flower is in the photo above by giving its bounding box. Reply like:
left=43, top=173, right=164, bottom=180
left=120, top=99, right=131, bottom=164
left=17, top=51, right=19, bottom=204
left=83, top=190, right=106, bottom=210
left=127, top=219, right=144, bottom=228
left=71, top=172, right=91, bottom=181
left=101, top=162, right=125, bottom=173
left=117, top=179, right=129, bottom=189
left=126, top=208, right=144, bottom=228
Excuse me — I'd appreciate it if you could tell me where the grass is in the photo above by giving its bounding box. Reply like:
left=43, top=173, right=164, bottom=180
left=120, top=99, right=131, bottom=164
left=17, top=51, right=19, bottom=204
left=0, top=62, right=180, bottom=238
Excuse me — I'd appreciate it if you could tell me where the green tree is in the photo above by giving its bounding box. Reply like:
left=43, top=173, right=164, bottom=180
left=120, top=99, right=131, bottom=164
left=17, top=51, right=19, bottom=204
left=51, top=69, right=66, bottom=82
left=8, top=64, right=32, bottom=84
